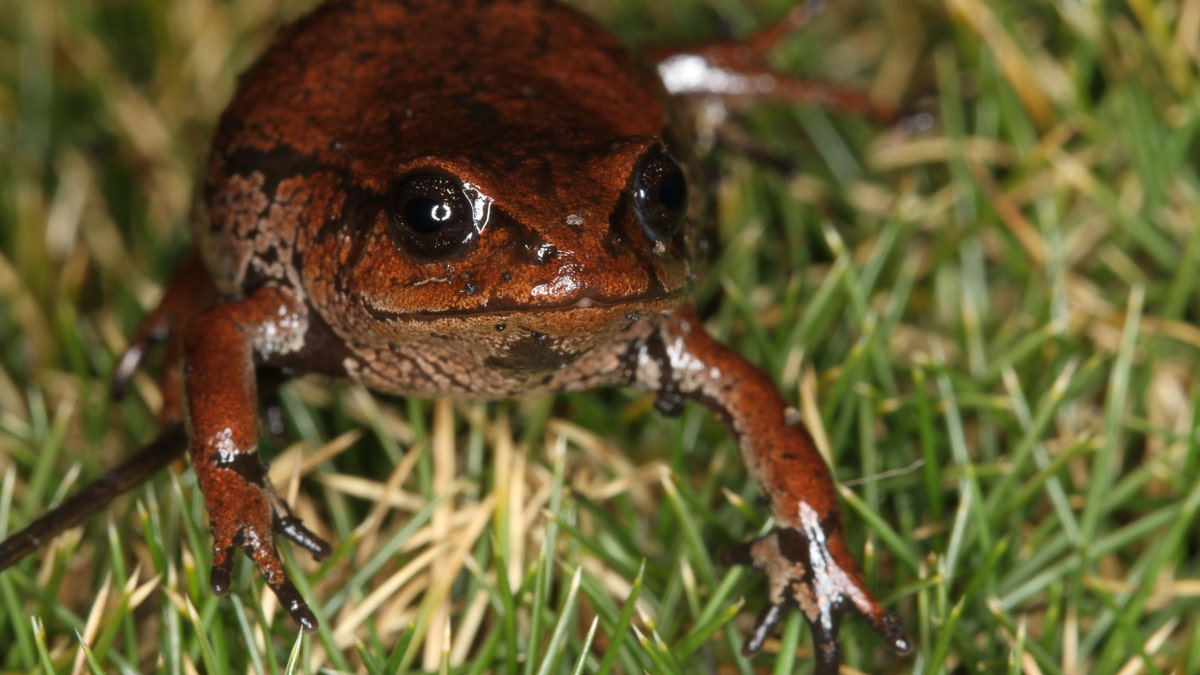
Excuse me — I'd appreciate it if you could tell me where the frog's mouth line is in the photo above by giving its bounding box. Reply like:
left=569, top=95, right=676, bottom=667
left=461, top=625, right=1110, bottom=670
left=360, top=288, right=687, bottom=323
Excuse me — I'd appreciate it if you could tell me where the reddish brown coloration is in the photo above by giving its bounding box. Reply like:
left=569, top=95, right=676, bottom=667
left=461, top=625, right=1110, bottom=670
left=0, top=0, right=908, bottom=670
left=635, top=307, right=910, bottom=668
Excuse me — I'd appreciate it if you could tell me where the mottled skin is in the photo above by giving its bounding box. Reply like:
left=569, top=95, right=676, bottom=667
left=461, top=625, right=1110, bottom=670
left=29, top=0, right=911, bottom=670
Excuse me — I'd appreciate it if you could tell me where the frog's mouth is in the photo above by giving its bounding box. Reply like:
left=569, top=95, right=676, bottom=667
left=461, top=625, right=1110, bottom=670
left=470, top=291, right=683, bottom=374
left=360, top=287, right=687, bottom=323
left=357, top=288, right=684, bottom=373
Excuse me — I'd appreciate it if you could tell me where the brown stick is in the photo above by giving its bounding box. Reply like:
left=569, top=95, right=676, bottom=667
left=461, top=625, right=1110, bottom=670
left=0, top=425, right=187, bottom=571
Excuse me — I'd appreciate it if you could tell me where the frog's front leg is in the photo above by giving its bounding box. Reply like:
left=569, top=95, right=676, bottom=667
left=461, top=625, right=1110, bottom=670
left=636, top=307, right=909, bottom=671
left=182, top=284, right=333, bottom=631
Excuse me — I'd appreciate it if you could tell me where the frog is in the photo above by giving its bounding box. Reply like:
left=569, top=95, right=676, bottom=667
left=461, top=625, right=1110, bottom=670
left=0, top=0, right=910, bottom=670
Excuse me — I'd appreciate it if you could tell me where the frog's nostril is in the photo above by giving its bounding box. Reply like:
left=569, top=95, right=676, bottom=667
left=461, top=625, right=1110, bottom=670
left=533, top=242, right=558, bottom=264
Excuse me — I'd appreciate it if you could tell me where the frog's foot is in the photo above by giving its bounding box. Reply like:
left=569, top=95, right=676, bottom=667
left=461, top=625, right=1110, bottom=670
left=731, top=517, right=909, bottom=673
left=111, top=253, right=219, bottom=425
left=111, top=302, right=185, bottom=423
left=206, top=476, right=332, bottom=632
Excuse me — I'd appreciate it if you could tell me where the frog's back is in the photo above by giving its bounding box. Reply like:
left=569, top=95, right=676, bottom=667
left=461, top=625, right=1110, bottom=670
left=197, top=0, right=671, bottom=295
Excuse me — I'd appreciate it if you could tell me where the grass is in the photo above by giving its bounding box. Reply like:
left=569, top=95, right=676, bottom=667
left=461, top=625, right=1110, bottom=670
left=2, top=0, right=1200, bottom=672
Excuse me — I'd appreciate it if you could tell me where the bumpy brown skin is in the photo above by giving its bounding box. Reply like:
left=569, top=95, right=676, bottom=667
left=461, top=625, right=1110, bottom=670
left=119, top=0, right=908, bottom=669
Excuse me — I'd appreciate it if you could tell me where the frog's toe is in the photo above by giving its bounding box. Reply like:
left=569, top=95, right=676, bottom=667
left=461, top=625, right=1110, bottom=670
left=741, top=571, right=843, bottom=675
left=873, top=609, right=912, bottom=655
left=209, top=544, right=237, bottom=596
left=242, top=524, right=321, bottom=632
left=251, top=546, right=319, bottom=632
left=268, top=488, right=333, bottom=560
left=110, top=341, right=148, bottom=400
left=735, top=526, right=908, bottom=670
left=275, top=513, right=333, bottom=561
left=742, top=598, right=786, bottom=654
left=269, top=573, right=319, bottom=632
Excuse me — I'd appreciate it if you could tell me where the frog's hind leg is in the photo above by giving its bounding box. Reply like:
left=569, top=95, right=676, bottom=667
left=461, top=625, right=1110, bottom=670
left=650, top=1, right=900, bottom=123
left=112, top=251, right=220, bottom=424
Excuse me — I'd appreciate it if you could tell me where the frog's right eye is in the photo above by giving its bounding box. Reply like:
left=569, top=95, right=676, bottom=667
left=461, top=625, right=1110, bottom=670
left=388, top=171, right=486, bottom=261
left=630, top=146, right=688, bottom=242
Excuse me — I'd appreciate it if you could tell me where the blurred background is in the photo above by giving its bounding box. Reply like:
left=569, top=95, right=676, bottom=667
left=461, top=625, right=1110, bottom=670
left=1, top=0, right=1198, bottom=672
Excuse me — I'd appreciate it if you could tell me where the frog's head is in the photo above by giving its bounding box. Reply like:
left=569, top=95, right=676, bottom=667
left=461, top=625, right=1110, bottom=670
left=314, top=130, right=694, bottom=367
left=373, top=134, right=688, bottom=299
left=237, top=0, right=698, bottom=376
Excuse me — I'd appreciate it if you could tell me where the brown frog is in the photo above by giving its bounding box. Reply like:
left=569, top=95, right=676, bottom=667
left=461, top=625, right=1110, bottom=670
left=0, top=0, right=909, bottom=670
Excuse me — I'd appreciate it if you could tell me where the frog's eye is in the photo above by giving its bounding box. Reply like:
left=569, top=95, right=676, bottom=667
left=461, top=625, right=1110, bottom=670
left=388, top=171, right=481, bottom=261
left=631, top=147, right=688, bottom=241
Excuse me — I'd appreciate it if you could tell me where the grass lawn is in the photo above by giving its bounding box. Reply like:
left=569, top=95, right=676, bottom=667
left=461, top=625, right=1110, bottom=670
left=2, top=0, right=1199, bottom=672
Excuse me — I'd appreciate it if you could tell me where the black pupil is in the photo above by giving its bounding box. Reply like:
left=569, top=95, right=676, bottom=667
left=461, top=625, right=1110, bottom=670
left=387, top=170, right=481, bottom=261
left=658, top=170, right=686, bottom=212
left=405, top=196, right=455, bottom=233
left=630, top=148, right=688, bottom=240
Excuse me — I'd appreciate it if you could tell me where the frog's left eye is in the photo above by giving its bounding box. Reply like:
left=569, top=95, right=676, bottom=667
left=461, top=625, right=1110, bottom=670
left=631, top=146, right=688, bottom=241
left=388, top=171, right=486, bottom=261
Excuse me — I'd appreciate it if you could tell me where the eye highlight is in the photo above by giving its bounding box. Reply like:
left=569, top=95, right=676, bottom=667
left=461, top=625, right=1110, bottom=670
left=388, top=171, right=490, bottom=261
left=631, top=146, right=688, bottom=241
